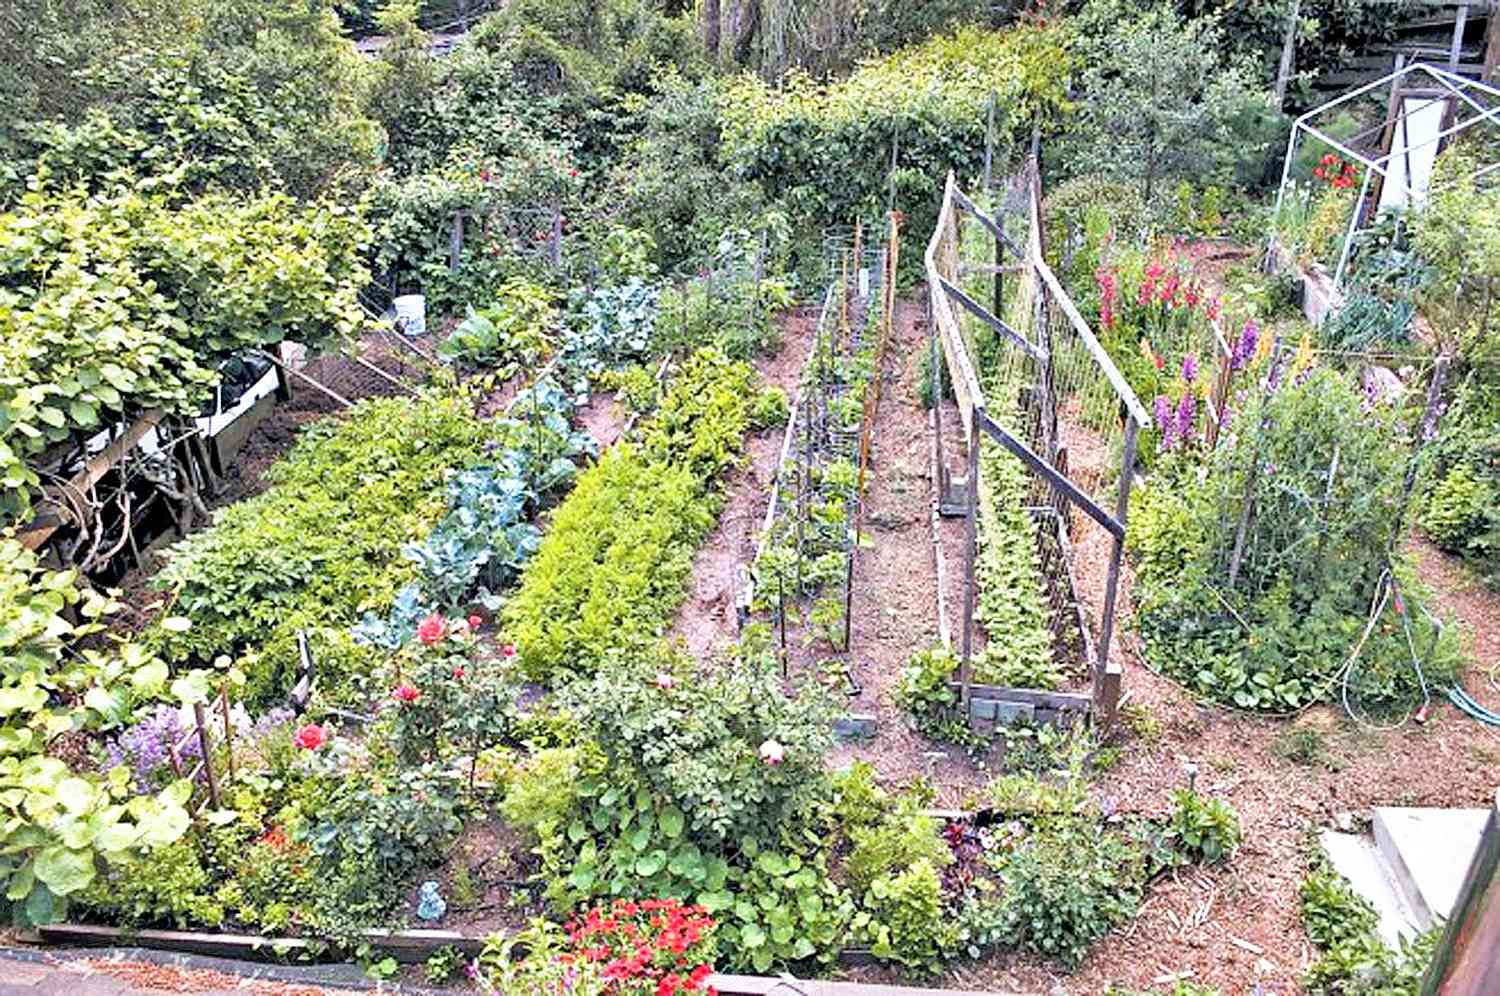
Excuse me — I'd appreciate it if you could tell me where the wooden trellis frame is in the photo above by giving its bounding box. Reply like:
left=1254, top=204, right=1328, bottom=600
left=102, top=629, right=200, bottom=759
left=926, top=165, right=1148, bottom=730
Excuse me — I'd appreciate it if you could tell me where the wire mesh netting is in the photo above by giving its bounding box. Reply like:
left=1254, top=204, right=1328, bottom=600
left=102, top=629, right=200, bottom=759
left=928, top=164, right=1146, bottom=709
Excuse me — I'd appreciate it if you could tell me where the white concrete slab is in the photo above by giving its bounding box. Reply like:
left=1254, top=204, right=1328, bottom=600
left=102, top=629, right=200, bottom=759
left=1373, top=806, right=1490, bottom=928
left=1321, top=830, right=1425, bottom=947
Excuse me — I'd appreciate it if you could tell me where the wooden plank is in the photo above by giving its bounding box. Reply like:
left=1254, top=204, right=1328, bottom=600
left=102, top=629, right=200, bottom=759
left=938, top=276, right=1047, bottom=364
left=946, top=681, right=1091, bottom=712
left=1031, top=256, right=1150, bottom=427
left=1421, top=789, right=1500, bottom=994
left=950, top=186, right=1026, bottom=259
left=974, top=411, right=1125, bottom=540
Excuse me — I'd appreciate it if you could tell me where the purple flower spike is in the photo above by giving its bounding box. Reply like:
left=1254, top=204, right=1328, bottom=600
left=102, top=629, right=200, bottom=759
left=1232, top=321, right=1259, bottom=371
left=1177, top=392, right=1196, bottom=443
left=1182, top=353, right=1198, bottom=384
left=1154, top=394, right=1179, bottom=450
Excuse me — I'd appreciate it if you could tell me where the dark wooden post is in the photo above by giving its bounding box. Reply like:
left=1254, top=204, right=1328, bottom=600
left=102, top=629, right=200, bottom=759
left=1421, top=789, right=1500, bottom=995
left=1093, top=415, right=1135, bottom=728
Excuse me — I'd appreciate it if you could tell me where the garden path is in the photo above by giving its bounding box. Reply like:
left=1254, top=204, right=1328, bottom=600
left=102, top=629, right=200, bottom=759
left=667, top=306, right=822, bottom=660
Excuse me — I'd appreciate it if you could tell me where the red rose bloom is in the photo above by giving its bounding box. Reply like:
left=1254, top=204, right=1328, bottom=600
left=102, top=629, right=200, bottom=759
left=416, top=613, right=447, bottom=646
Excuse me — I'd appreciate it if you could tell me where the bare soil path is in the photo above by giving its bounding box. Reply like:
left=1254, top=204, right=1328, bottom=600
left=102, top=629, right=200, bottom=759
left=668, top=307, right=821, bottom=660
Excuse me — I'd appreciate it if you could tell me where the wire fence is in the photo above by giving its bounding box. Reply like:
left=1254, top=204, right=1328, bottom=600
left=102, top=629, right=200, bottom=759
left=927, top=160, right=1149, bottom=727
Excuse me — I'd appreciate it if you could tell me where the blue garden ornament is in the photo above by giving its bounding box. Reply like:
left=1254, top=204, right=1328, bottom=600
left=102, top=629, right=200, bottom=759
left=416, top=880, right=446, bottom=921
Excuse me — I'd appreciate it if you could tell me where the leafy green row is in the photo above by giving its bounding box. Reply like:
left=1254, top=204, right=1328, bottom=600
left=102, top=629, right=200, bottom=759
left=151, top=390, right=499, bottom=705
left=502, top=348, right=758, bottom=682
left=973, top=395, right=1060, bottom=689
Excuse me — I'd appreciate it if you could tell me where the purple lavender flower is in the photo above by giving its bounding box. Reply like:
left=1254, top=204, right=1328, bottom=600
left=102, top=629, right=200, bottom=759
left=1181, top=353, right=1198, bottom=384
left=1231, top=321, right=1258, bottom=371
left=103, top=705, right=211, bottom=793
left=1177, top=392, right=1196, bottom=443
left=1154, top=394, right=1177, bottom=449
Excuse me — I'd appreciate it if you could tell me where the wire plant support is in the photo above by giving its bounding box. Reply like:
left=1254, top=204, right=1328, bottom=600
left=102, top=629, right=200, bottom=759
left=926, top=160, right=1149, bottom=732
left=1269, top=60, right=1500, bottom=292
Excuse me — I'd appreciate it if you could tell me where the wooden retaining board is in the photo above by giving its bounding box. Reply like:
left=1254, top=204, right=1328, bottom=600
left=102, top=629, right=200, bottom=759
left=34, top=924, right=1026, bottom=994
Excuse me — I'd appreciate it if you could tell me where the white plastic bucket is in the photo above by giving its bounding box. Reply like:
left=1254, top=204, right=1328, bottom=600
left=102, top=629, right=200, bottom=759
left=394, top=294, right=427, bottom=337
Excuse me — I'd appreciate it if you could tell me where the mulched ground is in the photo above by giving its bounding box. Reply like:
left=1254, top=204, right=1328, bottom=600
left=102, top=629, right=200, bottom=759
left=667, top=306, right=824, bottom=660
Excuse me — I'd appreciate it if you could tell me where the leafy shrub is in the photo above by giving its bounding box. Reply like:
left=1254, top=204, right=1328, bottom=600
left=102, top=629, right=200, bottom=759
left=749, top=387, right=790, bottom=430
left=1129, top=367, right=1464, bottom=712
left=1423, top=463, right=1494, bottom=555
left=846, top=798, right=952, bottom=893
left=894, top=645, right=982, bottom=748
left=152, top=391, right=496, bottom=705
left=0, top=186, right=370, bottom=524
left=76, top=839, right=221, bottom=928
left=499, top=747, right=584, bottom=845
left=1301, top=857, right=1379, bottom=950
left=570, top=652, right=837, bottom=848
left=437, top=278, right=557, bottom=369
left=863, top=859, right=958, bottom=969
left=719, top=24, right=1072, bottom=259
left=992, top=819, right=1146, bottom=967
left=1301, top=852, right=1440, bottom=996
left=1163, top=789, right=1241, bottom=864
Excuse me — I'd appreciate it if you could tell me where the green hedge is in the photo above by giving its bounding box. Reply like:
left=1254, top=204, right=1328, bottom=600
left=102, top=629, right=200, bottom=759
left=718, top=24, right=1073, bottom=249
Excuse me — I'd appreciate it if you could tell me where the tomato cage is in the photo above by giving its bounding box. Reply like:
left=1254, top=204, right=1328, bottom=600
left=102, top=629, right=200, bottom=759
left=1270, top=60, right=1500, bottom=296
left=926, top=160, right=1149, bottom=731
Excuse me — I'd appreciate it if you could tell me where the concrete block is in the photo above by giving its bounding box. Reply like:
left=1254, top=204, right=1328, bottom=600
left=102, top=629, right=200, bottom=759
left=833, top=714, right=877, bottom=740
left=1373, top=806, right=1490, bottom=928
left=1320, top=830, right=1424, bottom=948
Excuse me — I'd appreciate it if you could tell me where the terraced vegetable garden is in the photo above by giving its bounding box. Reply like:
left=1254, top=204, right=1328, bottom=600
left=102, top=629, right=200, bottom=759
left=6, top=4, right=1500, bottom=996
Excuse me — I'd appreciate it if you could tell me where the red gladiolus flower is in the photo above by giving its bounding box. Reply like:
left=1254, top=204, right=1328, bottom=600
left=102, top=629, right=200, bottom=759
left=416, top=613, right=447, bottom=646
left=392, top=683, right=420, bottom=704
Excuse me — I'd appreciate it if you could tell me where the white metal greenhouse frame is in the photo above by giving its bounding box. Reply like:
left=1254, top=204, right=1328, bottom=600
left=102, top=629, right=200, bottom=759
left=1272, top=61, right=1500, bottom=288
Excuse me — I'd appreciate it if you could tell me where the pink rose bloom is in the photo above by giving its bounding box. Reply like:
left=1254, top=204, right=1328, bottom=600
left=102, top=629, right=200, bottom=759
left=416, top=613, right=447, bottom=646
left=467, top=614, right=483, bottom=630
left=500, top=643, right=517, bottom=658
left=759, top=740, right=785, bottom=765
left=293, top=724, right=325, bottom=750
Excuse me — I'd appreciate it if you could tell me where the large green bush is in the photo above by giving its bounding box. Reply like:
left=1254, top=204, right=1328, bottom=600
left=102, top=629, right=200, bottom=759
left=0, top=186, right=370, bottom=525
left=719, top=24, right=1073, bottom=253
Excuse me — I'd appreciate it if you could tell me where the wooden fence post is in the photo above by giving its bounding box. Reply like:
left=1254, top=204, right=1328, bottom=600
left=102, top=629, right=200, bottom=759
left=1421, top=789, right=1500, bottom=995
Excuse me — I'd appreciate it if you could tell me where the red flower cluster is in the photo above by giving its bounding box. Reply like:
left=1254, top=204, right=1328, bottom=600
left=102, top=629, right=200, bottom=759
left=392, top=683, right=421, bottom=703
left=563, top=899, right=717, bottom=996
left=1313, top=152, right=1359, bottom=190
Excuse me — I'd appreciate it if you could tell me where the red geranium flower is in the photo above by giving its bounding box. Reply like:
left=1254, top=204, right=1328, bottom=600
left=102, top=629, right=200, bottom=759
left=392, top=683, right=421, bottom=704
left=293, top=724, right=325, bottom=750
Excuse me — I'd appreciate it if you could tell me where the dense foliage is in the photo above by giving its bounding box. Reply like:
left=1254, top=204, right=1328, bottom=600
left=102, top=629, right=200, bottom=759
left=150, top=392, right=498, bottom=704
left=0, top=538, right=193, bottom=927
left=0, top=188, right=370, bottom=525
left=720, top=24, right=1073, bottom=256
left=1129, top=364, right=1462, bottom=712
